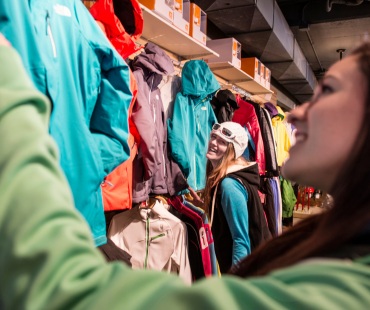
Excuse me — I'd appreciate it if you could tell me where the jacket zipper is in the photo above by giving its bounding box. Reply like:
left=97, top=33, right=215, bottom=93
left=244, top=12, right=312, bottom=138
left=144, top=212, right=166, bottom=269
left=150, top=233, right=165, bottom=242
left=46, top=11, right=57, bottom=58
left=148, top=76, right=156, bottom=123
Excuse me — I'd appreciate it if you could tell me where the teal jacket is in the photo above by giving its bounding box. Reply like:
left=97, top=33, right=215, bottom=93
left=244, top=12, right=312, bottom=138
left=1, top=44, right=370, bottom=310
left=0, top=0, right=133, bottom=246
left=168, top=60, right=219, bottom=191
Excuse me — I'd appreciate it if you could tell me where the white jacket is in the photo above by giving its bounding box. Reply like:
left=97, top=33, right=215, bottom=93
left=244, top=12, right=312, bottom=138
left=108, top=200, right=192, bottom=284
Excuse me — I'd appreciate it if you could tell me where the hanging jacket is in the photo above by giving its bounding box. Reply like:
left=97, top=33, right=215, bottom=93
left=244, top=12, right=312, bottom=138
left=168, top=196, right=212, bottom=278
left=1, top=0, right=134, bottom=246
left=251, top=101, right=279, bottom=177
left=264, top=101, right=279, bottom=118
left=281, top=177, right=297, bottom=218
left=108, top=200, right=192, bottom=285
left=211, top=163, right=272, bottom=273
left=271, top=106, right=291, bottom=166
left=130, top=43, right=188, bottom=203
left=89, top=0, right=144, bottom=59
left=210, top=89, right=239, bottom=122
left=232, top=95, right=266, bottom=174
left=168, top=60, right=220, bottom=191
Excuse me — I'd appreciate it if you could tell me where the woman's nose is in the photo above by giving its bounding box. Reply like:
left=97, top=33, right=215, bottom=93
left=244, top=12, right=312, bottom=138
left=287, top=102, right=310, bottom=124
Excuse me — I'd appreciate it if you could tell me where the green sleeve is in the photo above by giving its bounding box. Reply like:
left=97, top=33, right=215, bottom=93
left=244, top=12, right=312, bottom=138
left=1, top=45, right=370, bottom=310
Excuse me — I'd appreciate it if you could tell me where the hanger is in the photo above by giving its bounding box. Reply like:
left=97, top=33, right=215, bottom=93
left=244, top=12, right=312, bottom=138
left=139, top=196, right=157, bottom=209
left=154, top=195, right=168, bottom=206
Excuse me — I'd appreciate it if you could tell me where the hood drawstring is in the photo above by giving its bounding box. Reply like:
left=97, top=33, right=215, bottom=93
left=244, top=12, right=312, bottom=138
left=209, top=183, right=219, bottom=228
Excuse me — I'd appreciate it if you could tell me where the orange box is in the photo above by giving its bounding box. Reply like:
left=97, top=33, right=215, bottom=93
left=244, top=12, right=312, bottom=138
left=173, top=0, right=190, bottom=34
left=189, top=3, right=207, bottom=45
left=139, top=0, right=174, bottom=23
left=241, top=57, right=262, bottom=84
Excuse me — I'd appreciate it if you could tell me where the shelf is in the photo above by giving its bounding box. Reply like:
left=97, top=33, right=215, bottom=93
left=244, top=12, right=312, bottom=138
left=140, top=5, right=219, bottom=59
left=207, top=61, right=273, bottom=95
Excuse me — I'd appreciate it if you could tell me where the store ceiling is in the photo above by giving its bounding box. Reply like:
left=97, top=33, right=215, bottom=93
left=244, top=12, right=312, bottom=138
left=276, top=0, right=370, bottom=77
left=196, top=0, right=370, bottom=104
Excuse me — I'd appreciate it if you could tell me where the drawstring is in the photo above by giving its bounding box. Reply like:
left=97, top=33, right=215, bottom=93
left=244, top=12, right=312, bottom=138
left=210, top=183, right=219, bottom=228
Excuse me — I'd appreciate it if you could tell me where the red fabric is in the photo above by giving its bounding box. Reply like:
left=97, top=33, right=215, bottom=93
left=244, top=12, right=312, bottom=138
left=102, top=70, right=139, bottom=211
left=232, top=95, right=266, bottom=175
left=168, top=196, right=212, bottom=277
left=89, top=0, right=144, bottom=59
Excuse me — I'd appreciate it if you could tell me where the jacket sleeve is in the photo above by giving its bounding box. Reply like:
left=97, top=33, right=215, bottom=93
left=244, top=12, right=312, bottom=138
left=130, top=71, right=158, bottom=179
left=87, top=10, right=133, bottom=175
left=3, top=44, right=370, bottom=310
left=220, top=178, right=251, bottom=264
left=167, top=94, right=191, bottom=178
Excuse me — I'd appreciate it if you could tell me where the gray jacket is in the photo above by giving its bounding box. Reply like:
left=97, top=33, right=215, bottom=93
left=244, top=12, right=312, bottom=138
left=130, top=43, right=187, bottom=203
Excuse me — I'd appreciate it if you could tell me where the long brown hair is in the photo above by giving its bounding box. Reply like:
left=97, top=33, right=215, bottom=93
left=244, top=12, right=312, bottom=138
left=229, top=41, right=370, bottom=277
left=203, top=143, right=235, bottom=214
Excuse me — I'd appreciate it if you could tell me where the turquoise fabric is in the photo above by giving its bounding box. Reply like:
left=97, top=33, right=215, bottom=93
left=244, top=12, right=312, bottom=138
left=220, top=177, right=251, bottom=264
left=168, top=60, right=219, bottom=191
left=0, top=0, right=133, bottom=245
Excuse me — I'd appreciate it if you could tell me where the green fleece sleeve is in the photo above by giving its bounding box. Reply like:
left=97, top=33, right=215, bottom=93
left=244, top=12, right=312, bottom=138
left=2, top=45, right=370, bottom=310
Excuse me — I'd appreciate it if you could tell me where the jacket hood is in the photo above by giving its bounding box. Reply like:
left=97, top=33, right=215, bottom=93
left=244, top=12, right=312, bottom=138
left=276, top=106, right=285, bottom=120
left=226, top=162, right=260, bottom=188
left=131, top=42, right=174, bottom=77
left=264, top=102, right=279, bottom=118
left=181, top=60, right=220, bottom=97
left=89, top=0, right=144, bottom=59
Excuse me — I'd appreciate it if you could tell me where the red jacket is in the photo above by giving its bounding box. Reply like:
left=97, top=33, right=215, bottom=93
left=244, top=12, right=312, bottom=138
left=89, top=0, right=144, bottom=59
left=232, top=95, right=266, bottom=175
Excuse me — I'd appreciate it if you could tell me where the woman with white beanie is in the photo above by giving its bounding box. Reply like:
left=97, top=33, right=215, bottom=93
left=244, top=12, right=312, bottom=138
left=203, top=122, right=272, bottom=273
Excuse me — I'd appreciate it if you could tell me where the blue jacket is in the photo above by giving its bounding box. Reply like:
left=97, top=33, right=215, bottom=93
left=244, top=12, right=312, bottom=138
left=168, top=60, right=219, bottom=191
left=1, top=0, right=133, bottom=246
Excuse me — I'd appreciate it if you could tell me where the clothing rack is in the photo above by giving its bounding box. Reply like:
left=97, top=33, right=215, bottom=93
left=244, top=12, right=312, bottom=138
left=231, top=85, right=252, bottom=99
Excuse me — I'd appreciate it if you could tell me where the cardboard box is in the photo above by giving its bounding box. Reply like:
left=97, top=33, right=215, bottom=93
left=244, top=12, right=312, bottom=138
left=173, top=0, right=190, bottom=35
left=241, top=57, right=262, bottom=84
left=139, top=0, right=174, bottom=23
left=264, top=66, right=271, bottom=90
left=206, top=38, right=241, bottom=69
left=189, top=3, right=207, bottom=45
left=260, top=63, right=266, bottom=87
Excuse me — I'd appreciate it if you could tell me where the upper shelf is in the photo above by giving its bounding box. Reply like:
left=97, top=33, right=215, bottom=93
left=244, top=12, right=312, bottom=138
left=207, top=61, right=273, bottom=95
left=140, top=5, right=219, bottom=59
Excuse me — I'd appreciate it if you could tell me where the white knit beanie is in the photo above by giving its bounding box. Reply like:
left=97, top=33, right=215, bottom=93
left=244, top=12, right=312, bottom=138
left=212, top=121, right=248, bottom=159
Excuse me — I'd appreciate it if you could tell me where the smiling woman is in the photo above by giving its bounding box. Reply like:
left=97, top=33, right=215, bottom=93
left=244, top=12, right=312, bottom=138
left=282, top=55, right=366, bottom=192
left=203, top=121, right=272, bottom=273
left=230, top=41, right=370, bottom=278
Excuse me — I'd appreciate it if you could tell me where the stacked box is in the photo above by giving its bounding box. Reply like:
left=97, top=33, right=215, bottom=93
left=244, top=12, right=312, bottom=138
left=241, top=57, right=262, bottom=84
left=173, top=0, right=190, bottom=34
left=139, top=0, right=174, bottom=23
left=206, top=38, right=242, bottom=69
left=189, top=3, right=207, bottom=45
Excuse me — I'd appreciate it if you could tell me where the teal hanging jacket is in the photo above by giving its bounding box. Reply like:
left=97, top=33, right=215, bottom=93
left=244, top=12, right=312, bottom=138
left=168, top=60, right=219, bottom=191
left=0, top=0, right=133, bottom=246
